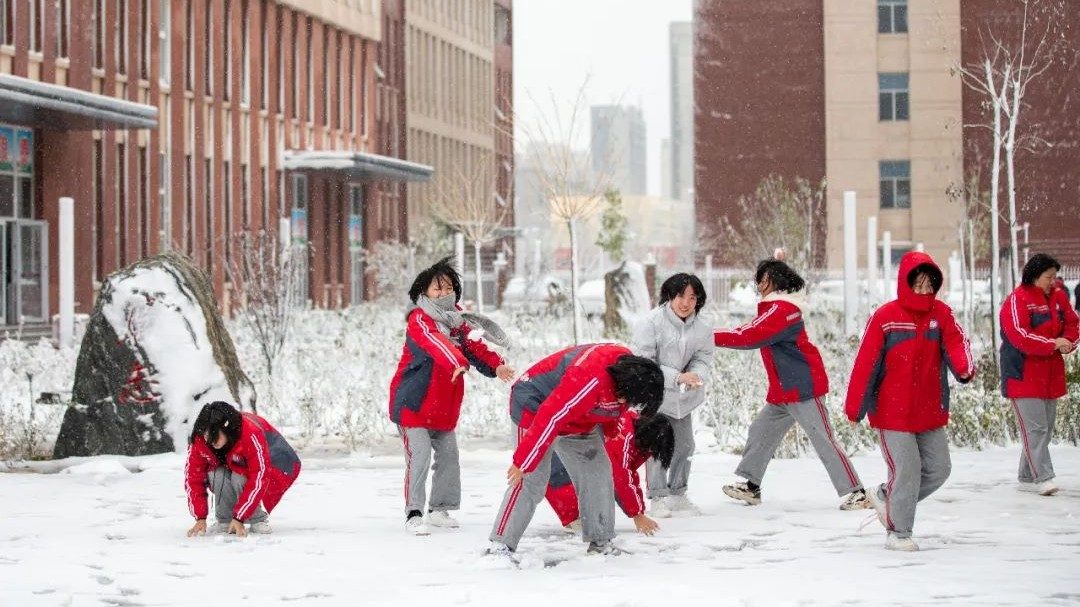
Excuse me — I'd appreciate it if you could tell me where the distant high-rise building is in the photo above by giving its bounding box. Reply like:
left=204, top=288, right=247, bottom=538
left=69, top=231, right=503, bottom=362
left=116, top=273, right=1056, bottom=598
left=590, top=105, right=647, bottom=196
left=660, top=138, right=673, bottom=201
left=669, top=21, right=694, bottom=203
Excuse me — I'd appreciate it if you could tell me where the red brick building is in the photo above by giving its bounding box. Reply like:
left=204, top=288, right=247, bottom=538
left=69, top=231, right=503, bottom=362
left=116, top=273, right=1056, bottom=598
left=0, top=0, right=428, bottom=330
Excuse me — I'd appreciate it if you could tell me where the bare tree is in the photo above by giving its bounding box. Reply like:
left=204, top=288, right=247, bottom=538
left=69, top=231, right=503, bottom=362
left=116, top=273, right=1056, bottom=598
left=429, top=158, right=510, bottom=313
left=521, top=79, right=613, bottom=343
left=954, top=0, right=1065, bottom=357
left=225, top=230, right=304, bottom=409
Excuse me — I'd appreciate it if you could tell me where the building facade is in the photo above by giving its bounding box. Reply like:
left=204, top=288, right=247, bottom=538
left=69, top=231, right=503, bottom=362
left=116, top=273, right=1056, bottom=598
left=695, top=0, right=1080, bottom=271
left=669, top=21, right=693, bottom=203
left=0, top=0, right=429, bottom=328
left=590, top=104, right=646, bottom=197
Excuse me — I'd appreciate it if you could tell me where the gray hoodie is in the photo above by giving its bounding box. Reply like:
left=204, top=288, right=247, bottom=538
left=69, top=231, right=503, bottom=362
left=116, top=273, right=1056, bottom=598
left=630, top=303, right=715, bottom=419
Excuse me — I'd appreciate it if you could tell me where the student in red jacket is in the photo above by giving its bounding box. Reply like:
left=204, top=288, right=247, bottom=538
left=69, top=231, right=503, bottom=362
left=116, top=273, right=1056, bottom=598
left=715, top=260, right=869, bottom=511
left=486, top=344, right=664, bottom=559
left=185, top=402, right=300, bottom=537
left=1000, top=253, right=1079, bottom=496
left=548, top=411, right=673, bottom=536
left=846, top=251, right=975, bottom=552
left=388, top=257, right=514, bottom=535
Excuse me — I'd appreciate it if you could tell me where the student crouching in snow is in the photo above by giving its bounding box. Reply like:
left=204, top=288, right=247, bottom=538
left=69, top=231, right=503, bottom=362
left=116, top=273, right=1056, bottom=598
left=486, top=344, right=664, bottom=560
left=631, top=272, right=714, bottom=517
left=999, top=253, right=1078, bottom=497
left=715, top=260, right=870, bottom=511
left=388, top=257, right=515, bottom=535
left=185, top=401, right=301, bottom=537
left=845, top=251, right=975, bottom=551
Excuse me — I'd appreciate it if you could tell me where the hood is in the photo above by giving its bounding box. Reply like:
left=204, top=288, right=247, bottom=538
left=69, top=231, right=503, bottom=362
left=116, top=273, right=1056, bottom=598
left=896, top=251, right=943, bottom=313
left=762, top=291, right=807, bottom=312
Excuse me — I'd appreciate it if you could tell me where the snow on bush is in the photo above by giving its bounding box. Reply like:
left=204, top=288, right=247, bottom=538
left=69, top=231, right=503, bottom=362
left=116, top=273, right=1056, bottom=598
left=0, top=339, right=77, bottom=460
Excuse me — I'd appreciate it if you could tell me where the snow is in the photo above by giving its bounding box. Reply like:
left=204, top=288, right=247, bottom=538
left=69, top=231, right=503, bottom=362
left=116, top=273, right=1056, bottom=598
left=102, top=265, right=236, bottom=448
left=2, top=444, right=1079, bottom=606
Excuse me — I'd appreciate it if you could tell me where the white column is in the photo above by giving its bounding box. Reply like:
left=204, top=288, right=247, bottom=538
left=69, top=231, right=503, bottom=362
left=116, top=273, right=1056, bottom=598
left=882, top=230, right=893, bottom=300
left=454, top=232, right=466, bottom=274
left=867, top=216, right=878, bottom=308
left=705, top=254, right=714, bottom=306
left=279, top=217, right=290, bottom=254
left=58, top=197, right=74, bottom=348
left=843, top=191, right=858, bottom=335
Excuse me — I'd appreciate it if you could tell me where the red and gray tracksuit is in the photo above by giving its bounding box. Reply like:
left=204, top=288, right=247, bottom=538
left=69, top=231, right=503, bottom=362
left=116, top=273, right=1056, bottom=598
left=846, top=252, right=975, bottom=538
left=1000, top=282, right=1079, bottom=484
left=185, top=413, right=301, bottom=523
left=714, top=292, right=862, bottom=497
left=388, top=307, right=504, bottom=513
left=491, top=344, right=631, bottom=551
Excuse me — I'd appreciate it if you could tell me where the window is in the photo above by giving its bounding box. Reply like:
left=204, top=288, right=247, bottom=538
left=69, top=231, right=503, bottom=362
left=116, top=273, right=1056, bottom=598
left=260, top=1, right=267, bottom=109
left=241, top=0, right=249, bottom=105
left=117, top=143, right=127, bottom=266
left=118, top=0, right=128, bottom=73
left=223, top=0, right=231, bottom=101
left=140, top=0, right=150, bottom=79
left=880, top=161, right=911, bottom=209
left=30, top=0, right=41, bottom=52
left=57, top=0, right=70, bottom=58
left=323, top=30, right=330, bottom=125
left=139, top=146, right=148, bottom=257
left=204, top=159, right=213, bottom=269
left=160, top=0, right=170, bottom=84
left=879, top=73, right=909, bottom=121
left=184, top=0, right=192, bottom=90
left=204, top=0, right=212, bottom=93
left=92, top=0, right=104, bottom=67
left=878, top=0, right=908, bottom=34
left=94, top=139, right=104, bottom=281
left=1, top=0, right=13, bottom=46
left=348, top=39, right=355, bottom=131
left=241, top=163, right=249, bottom=229
left=495, top=4, right=511, bottom=45
left=290, top=14, right=299, bottom=117
left=185, top=154, right=193, bottom=256
left=260, top=166, right=268, bottom=230
left=160, top=151, right=170, bottom=250
left=223, top=160, right=232, bottom=264
left=306, top=18, right=313, bottom=122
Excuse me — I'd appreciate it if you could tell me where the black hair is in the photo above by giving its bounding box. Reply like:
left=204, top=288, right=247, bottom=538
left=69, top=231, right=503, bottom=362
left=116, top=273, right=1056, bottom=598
left=906, top=263, right=943, bottom=294
left=607, top=354, right=665, bottom=418
left=754, top=259, right=805, bottom=293
left=189, top=402, right=242, bottom=460
left=659, top=273, right=707, bottom=314
left=1021, top=253, right=1061, bottom=286
left=633, top=414, right=675, bottom=468
left=407, top=256, right=463, bottom=304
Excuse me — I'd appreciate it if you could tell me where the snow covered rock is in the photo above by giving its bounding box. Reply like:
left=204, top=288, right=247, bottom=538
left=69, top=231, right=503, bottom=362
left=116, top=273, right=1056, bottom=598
left=53, top=253, right=255, bottom=458
left=602, top=261, right=651, bottom=337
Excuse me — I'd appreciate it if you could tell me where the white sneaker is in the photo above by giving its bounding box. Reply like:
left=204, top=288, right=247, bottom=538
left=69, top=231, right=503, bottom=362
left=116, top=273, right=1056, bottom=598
left=722, top=482, right=761, bottom=506
left=649, top=497, right=672, bottom=518
left=586, top=540, right=629, bottom=556
left=1020, top=481, right=1059, bottom=496
left=207, top=521, right=231, bottom=534
left=839, top=489, right=872, bottom=511
left=405, top=515, right=430, bottom=536
left=426, top=510, right=460, bottom=528
left=248, top=520, right=272, bottom=534
left=664, top=495, right=702, bottom=515
left=885, top=532, right=919, bottom=552
left=865, top=487, right=888, bottom=528
left=563, top=519, right=583, bottom=534
left=480, top=541, right=519, bottom=567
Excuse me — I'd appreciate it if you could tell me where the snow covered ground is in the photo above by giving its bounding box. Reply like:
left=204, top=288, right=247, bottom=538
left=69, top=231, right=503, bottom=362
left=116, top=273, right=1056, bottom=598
left=3, top=444, right=1080, bottom=606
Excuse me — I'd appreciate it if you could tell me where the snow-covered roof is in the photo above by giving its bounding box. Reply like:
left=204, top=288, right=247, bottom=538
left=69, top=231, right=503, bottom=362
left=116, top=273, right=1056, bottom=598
left=281, top=150, right=434, bottom=183
left=0, top=74, right=158, bottom=130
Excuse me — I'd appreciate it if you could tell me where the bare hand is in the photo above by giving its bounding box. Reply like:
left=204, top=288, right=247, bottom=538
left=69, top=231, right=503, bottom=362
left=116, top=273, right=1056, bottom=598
left=677, top=372, right=703, bottom=389
left=633, top=514, right=659, bottom=536
left=1055, top=338, right=1075, bottom=354
left=228, top=519, right=248, bottom=537
left=451, top=366, right=467, bottom=382
left=186, top=519, right=207, bottom=537
left=506, top=465, right=524, bottom=486
left=496, top=365, right=516, bottom=383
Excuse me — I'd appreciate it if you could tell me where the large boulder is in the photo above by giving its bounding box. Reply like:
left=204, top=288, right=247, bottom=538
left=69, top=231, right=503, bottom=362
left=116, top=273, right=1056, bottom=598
left=53, top=253, right=255, bottom=458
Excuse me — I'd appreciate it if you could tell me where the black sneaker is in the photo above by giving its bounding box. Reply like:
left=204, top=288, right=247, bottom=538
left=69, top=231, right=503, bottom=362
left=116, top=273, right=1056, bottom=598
left=722, top=481, right=762, bottom=506
left=839, top=489, right=872, bottom=511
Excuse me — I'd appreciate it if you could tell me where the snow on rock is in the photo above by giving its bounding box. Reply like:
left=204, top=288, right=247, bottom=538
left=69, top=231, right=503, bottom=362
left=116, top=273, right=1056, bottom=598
left=59, top=459, right=131, bottom=476
left=53, top=253, right=254, bottom=458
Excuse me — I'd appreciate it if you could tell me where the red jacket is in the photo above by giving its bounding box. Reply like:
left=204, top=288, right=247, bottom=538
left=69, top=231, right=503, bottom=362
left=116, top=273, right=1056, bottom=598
left=185, top=413, right=301, bottom=521
left=845, top=252, right=975, bottom=433
left=714, top=293, right=829, bottom=404
left=388, top=308, right=505, bottom=431
left=999, top=283, right=1079, bottom=399
left=511, top=344, right=633, bottom=473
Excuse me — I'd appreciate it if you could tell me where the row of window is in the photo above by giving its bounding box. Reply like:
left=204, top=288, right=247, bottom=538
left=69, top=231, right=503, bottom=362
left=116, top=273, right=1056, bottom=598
left=1, top=0, right=71, bottom=57
left=877, top=1, right=909, bottom=209
left=878, top=0, right=908, bottom=34
left=408, top=26, right=495, bottom=132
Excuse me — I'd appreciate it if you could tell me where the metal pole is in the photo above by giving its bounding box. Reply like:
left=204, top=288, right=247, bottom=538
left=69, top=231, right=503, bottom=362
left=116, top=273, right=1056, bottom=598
left=867, top=216, right=878, bottom=309
left=843, top=191, right=858, bottom=335
left=883, top=230, right=893, bottom=300
left=59, top=197, right=74, bottom=348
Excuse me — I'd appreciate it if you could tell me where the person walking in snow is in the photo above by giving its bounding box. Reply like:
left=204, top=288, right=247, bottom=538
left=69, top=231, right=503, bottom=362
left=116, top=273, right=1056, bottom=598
left=631, top=273, right=714, bottom=517
left=715, top=259, right=870, bottom=511
left=388, top=257, right=515, bottom=535
left=185, top=401, right=301, bottom=537
left=999, top=253, right=1078, bottom=497
left=546, top=411, right=674, bottom=537
left=846, top=251, right=975, bottom=551
left=486, top=344, right=664, bottom=560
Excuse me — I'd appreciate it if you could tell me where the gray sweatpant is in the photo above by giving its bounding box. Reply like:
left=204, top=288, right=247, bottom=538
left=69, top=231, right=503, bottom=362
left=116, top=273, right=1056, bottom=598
left=735, top=398, right=862, bottom=496
left=1012, top=398, right=1057, bottom=483
left=645, top=414, right=694, bottom=499
left=398, top=426, right=460, bottom=514
left=877, top=428, right=951, bottom=538
left=208, top=467, right=268, bottom=524
left=490, top=427, right=616, bottom=551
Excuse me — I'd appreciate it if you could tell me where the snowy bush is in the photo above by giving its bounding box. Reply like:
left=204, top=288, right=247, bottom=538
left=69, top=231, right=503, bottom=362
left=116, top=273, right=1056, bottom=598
left=0, top=340, right=77, bottom=460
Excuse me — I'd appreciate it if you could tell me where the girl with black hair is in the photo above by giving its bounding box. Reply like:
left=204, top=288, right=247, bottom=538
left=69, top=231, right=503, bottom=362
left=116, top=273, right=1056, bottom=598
left=631, top=272, right=714, bottom=517
left=486, top=344, right=665, bottom=560
left=999, top=253, right=1079, bottom=497
left=715, top=259, right=870, bottom=512
left=388, top=256, right=515, bottom=535
left=185, top=402, right=300, bottom=537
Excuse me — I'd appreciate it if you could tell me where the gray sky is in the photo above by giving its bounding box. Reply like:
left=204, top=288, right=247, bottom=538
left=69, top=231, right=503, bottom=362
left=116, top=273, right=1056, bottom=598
left=513, top=0, right=693, bottom=197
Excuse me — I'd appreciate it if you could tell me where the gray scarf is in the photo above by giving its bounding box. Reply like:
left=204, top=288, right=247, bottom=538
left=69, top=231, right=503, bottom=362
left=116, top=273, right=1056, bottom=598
left=415, top=295, right=510, bottom=348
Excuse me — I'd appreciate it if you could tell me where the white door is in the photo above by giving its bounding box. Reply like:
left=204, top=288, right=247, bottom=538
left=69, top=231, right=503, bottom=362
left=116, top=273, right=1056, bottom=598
left=9, top=219, right=48, bottom=323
